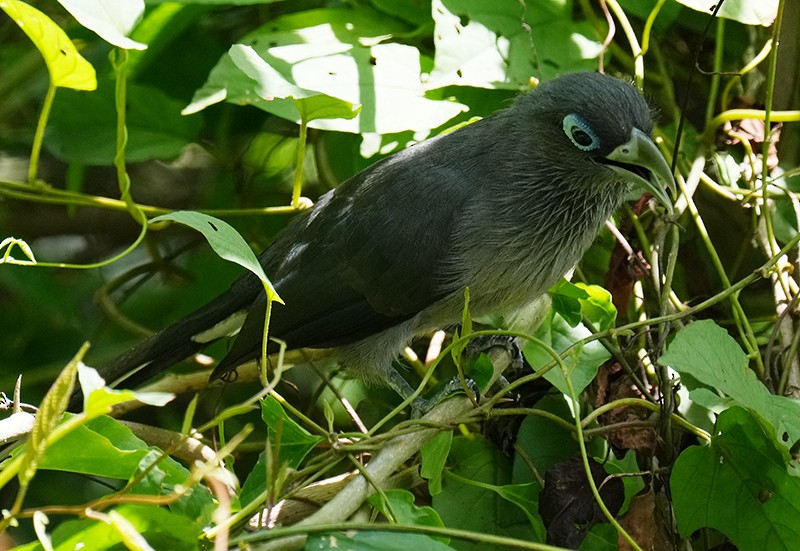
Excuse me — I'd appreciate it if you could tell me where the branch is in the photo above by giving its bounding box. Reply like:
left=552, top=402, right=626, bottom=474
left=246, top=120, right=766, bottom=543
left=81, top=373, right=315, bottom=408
left=247, top=346, right=513, bottom=551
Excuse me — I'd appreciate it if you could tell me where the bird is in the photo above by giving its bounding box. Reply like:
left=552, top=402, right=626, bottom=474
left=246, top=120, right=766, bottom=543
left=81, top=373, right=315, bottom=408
left=90, top=71, right=675, bottom=410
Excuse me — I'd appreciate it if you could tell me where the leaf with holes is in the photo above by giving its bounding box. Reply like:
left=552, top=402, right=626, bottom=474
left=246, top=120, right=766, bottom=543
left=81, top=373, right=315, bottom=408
left=1, top=0, right=96, bottom=90
left=659, top=320, right=800, bottom=450
left=185, top=6, right=466, bottom=134
left=150, top=211, right=281, bottom=303
left=672, top=407, right=800, bottom=550
left=428, top=0, right=601, bottom=89
left=673, top=0, right=777, bottom=26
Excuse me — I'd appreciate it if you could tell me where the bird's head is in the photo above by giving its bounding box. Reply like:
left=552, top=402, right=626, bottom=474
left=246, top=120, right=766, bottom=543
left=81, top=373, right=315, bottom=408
left=519, top=72, right=676, bottom=214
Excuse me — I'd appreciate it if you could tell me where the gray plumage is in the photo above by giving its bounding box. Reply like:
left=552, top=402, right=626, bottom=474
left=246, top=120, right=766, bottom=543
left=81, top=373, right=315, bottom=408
left=96, top=72, right=674, bottom=401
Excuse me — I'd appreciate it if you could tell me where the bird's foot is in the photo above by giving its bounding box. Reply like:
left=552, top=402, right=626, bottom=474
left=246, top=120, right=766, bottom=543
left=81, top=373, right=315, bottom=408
left=410, top=376, right=480, bottom=418
left=386, top=365, right=479, bottom=418
left=465, top=334, right=525, bottom=373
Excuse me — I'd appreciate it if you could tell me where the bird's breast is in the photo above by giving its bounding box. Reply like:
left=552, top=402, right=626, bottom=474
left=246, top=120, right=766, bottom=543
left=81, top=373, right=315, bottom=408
left=447, top=183, right=623, bottom=319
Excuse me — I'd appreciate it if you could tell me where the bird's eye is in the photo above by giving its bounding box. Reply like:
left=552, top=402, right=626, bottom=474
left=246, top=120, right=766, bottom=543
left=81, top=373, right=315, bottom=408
left=562, top=113, right=600, bottom=151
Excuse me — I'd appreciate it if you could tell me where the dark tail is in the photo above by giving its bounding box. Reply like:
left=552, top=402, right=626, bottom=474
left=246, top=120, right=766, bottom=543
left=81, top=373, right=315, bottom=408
left=69, top=275, right=261, bottom=410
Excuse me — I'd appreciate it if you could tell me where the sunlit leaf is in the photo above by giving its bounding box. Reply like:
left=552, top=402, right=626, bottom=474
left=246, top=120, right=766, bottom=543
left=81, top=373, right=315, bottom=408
left=674, top=0, right=777, bottom=26
left=0, top=0, right=96, bottom=90
left=78, top=364, right=173, bottom=417
left=524, top=311, right=611, bottom=395
left=185, top=6, right=466, bottom=134
left=18, top=344, right=85, bottom=485
left=58, top=0, right=147, bottom=50
left=229, top=44, right=360, bottom=123
left=428, top=0, right=601, bottom=88
left=659, top=320, right=800, bottom=450
left=11, top=505, right=198, bottom=551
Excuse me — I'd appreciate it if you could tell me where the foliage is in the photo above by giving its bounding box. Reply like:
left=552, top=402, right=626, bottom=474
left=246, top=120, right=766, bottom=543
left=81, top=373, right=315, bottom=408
left=1, top=0, right=799, bottom=550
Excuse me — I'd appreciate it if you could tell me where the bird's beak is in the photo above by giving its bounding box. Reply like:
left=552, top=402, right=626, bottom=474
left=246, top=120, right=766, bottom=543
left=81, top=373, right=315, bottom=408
left=603, top=128, right=676, bottom=214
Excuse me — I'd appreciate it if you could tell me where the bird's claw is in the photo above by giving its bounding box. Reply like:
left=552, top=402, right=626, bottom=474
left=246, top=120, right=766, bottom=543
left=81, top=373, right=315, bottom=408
left=465, top=334, right=525, bottom=373
left=410, top=375, right=480, bottom=418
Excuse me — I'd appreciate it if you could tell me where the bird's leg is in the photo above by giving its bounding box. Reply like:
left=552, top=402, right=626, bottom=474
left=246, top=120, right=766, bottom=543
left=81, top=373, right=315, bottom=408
left=385, top=367, right=431, bottom=417
left=422, top=376, right=480, bottom=415
left=385, top=365, right=479, bottom=418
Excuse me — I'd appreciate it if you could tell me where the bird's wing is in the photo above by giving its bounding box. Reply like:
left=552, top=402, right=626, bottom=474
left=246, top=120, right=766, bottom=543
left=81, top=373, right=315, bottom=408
left=214, top=138, right=482, bottom=372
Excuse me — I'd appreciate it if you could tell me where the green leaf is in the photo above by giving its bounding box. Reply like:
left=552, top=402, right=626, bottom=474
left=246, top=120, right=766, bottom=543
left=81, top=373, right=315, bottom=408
left=450, top=287, right=472, bottom=363
left=27, top=413, right=215, bottom=521
left=604, top=450, right=644, bottom=515
left=46, top=81, right=201, bottom=165
left=78, top=364, right=173, bottom=417
left=512, top=394, right=580, bottom=485
left=574, top=283, right=616, bottom=332
left=38, top=416, right=171, bottom=479
left=22, top=413, right=214, bottom=521
left=371, top=0, right=432, bottom=25
left=57, top=0, right=147, bottom=50
left=292, top=94, right=362, bottom=123
left=11, top=504, right=199, bottom=551
left=428, top=0, right=602, bottom=89
left=241, top=132, right=298, bottom=179
left=368, top=489, right=447, bottom=543
left=465, top=352, right=494, bottom=394
left=549, top=281, right=616, bottom=331
left=239, top=451, right=267, bottom=510
left=307, top=531, right=452, bottom=550
left=550, top=279, right=589, bottom=327
left=433, top=435, right=543, bottom=546
left=185, top=6, right=467, bottom=134
left=108, top=509, right=158, bottom=550
left=659, top=320, right=800, bottom=450
left=578, top=523, right=619, bottom=551
left=672, top=407, right=800, bottom=550
left=132, top=449, right=215, bottom=522
left=147, top=0, right=283, bottom=3
left=524, top=311, right=611, bottom=395
left=260, top=395, right=325, bottom=469
left=421, top=431, right=453, bottom=495
left=149, top=211, right=281, bottom=303
left=227, top=44, right=361, bottom=123
left=0, top=0, right=96, bottom=90
left=18, top=343, right=85, bottom=485
left=428, top=0, right=537, bottom=90
left=773, top=194, right=800, bottom=245
left=493, top=482, right=545, bottom=542
left=0, top=0, right=97, bottom=90
left=460, top=287, right=472, bottom=338
left=673, top=0, right=777, bottom=26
